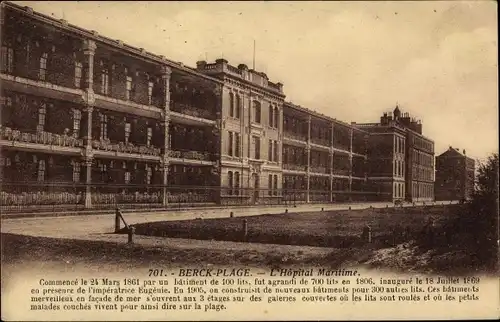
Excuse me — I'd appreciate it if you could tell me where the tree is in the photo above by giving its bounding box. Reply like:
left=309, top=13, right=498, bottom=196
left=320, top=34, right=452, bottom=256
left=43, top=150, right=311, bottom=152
left=418, top=153, right=498, bottom=273
left=466, top=153, right=498, bottom=270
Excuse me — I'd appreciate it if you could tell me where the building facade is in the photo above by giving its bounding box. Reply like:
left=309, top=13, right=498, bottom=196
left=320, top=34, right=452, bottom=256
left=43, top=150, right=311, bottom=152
left=353, top=106, right=435, bottom=202
left=1, top=2, right=428, bottom=211
left=1, top=2, right=223, bottom=210
left=435, top=147, right=475, bottom=201
left=280, top=102, right=370, bottom=204
left=195, top=59, right=286, bottom=206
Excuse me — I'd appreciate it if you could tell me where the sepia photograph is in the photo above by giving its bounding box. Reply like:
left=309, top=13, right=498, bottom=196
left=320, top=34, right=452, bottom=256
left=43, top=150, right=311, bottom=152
left=0, top=0, right=498, bottom=320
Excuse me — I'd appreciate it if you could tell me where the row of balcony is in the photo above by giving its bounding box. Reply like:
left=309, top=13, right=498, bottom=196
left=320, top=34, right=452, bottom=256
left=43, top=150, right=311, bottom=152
left=170, top=101, right=215, bottom=120
left=0, top=126, right=215, bottom=162
left=92, top=139, right=161, bottom=156
left=0, top=126, right=84, bottom=148
left=282, top=163, right=353, bottom=176
left=168, top=150, right=213, bottom=162
left=283, top=131, right=361, bottom=152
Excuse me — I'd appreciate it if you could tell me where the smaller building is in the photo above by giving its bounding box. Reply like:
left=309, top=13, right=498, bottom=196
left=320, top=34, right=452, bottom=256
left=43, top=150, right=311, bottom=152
left=353, top=105, right=435, bottom=202
left=435, top=147, right=475, bottom=201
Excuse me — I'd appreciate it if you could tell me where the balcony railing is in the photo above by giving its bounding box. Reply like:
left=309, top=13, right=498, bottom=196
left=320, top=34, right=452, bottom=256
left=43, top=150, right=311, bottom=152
left=168, top=149, right=213, bottom=161
left=310, top=165, right=329, bottom=174
left=0, top=126, right=84, bottom=148
left=92, top=139, right=161, bottom=156
left=333, top=169, right=350, bottom=176
left=170, top=102, right=214, bottom=120
left=311, top=137, right=331, bottom=147
left=284, top=131, right=307, bottom=142
left=283, top=163, right=307, bottom=172
left=333, top=142, right=351, bottom=151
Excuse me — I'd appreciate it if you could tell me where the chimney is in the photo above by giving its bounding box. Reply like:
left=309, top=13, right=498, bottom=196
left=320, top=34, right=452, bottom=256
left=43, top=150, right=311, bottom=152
left=215, top=58, right=228, bottom=72
left=196, top=60, right=207, bottom=70
left=215, top=58, right=228, bottom=64
left=463, top=149, right=466, bottom=155
left=237, top=63, right=248, bottom=71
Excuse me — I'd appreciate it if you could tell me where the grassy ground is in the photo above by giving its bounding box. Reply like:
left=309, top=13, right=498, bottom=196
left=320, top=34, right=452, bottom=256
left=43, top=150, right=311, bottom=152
left=2, top=205, right=475, bottom=275
left=0, top=233, right=365, bottom=272
left=125, top=205, right=459, bottom=248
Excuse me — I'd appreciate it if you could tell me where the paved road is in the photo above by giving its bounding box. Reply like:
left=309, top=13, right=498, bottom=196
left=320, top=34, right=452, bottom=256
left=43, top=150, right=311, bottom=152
left=1, top=201, right=456, bottom=239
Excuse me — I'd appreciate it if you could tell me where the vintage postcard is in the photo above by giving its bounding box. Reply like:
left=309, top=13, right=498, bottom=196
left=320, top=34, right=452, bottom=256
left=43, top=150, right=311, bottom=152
left=1, top=0, right=498, bottom=320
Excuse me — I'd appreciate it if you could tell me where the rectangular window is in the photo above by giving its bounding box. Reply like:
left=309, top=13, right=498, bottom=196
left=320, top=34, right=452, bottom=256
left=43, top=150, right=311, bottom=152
left=269, top=105, right=274, bottom=128
left=228, top=131, right=234, bottom=156
left=125, top=171, right=131, bottom=184
left=37, top=103, right=47, bottom=132
left=268, top=174, right=273, bottom=196
left=268, top=139, right=273, bottom=161
left=235, top=94, right=241, bottom=119
left=229, top=92, right=234, bottom=117
left=74, top=61, right=83, bottom=88
left=100, top=70, right=109, bottom=95
left=254, top=136, right=260, bottom=159
left=273, top=174, right=278, bottom=196
left=148, top=81, right=154, bottom=105
left=1, top=46, right=14, bottom=73
left=235, top=134, right=240, bottom=157
left=146, top=165, right=152, bottom=185
left=146, top=127, right=153, bottom=146
left=73, top=161, right=81, bottom=183
left=73, top=109, right=82, bottom=135
left=228, top=171, right=233, bottom=195
left=100, top=114, right=108, bottom=140
left=253, top=101, right=261, bottom=124
left=126, top=76, right=133, bottom=100
left=125, top=122, right=131, bottom=143
left=234, top=172, right=240, bottom=196
left=274, top=141, right=279, bottom=163
left=37, top=159, right=45, bottom=182
left=39, top=52, right=48, bottom=80
left=274, top=107, right=279, bottom=130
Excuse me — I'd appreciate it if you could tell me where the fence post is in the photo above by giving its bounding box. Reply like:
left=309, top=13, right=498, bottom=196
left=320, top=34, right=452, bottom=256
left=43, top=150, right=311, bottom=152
left=128, top=226, right=135, bottom=244
left=242, top=219, right=248, bottom=241
left=115, top=208, right=121, bottom=233
left=362, top=225, right=372, bottom=243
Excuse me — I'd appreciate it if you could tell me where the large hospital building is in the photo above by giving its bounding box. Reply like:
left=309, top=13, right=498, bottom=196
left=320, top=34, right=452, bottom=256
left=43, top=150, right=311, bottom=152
left=0, top=2, right=436, bottom=211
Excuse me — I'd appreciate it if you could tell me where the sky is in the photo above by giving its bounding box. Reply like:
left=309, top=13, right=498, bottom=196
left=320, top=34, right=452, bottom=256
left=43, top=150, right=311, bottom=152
left=13, top=1, right=498, bottom=161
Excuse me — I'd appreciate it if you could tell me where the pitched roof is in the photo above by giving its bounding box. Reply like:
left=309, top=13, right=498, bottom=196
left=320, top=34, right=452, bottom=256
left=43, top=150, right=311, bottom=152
left=437, top=147, right=466, bottom=158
